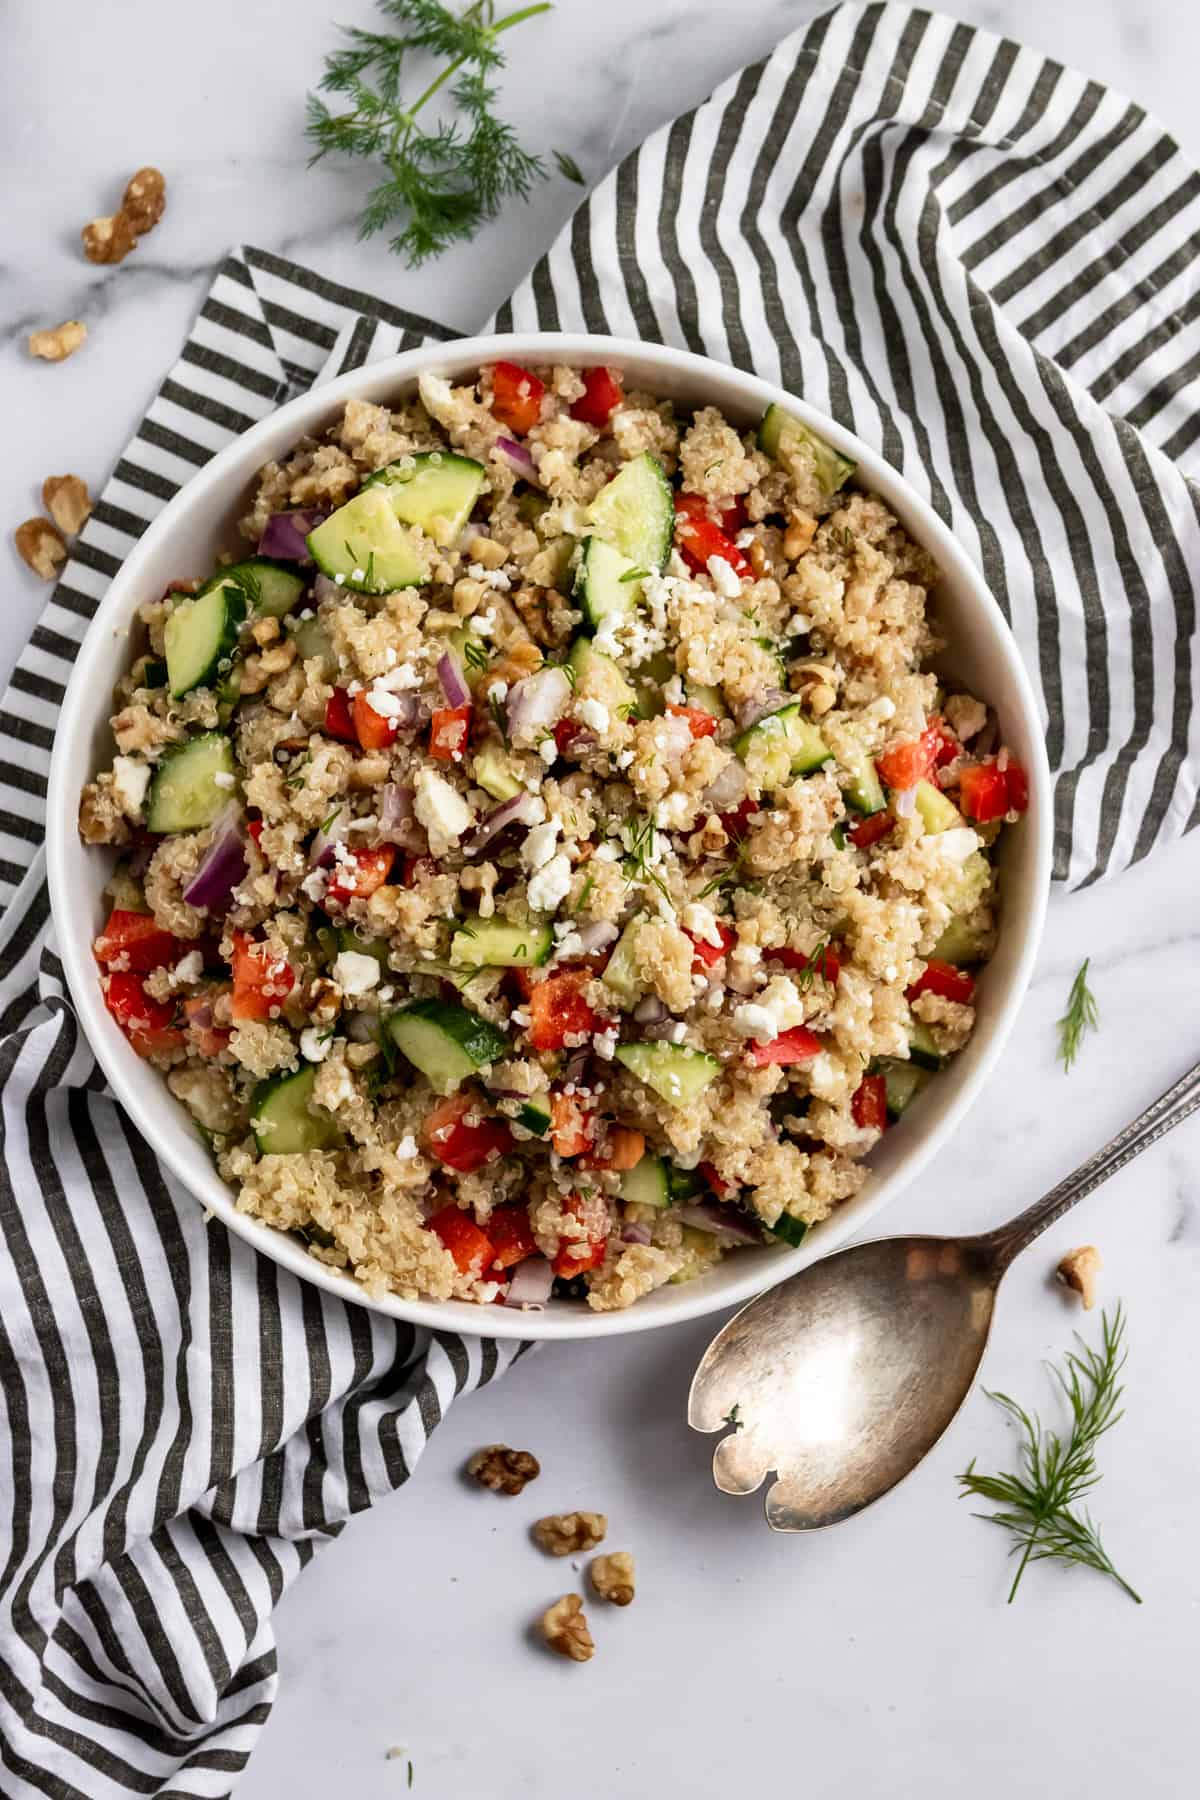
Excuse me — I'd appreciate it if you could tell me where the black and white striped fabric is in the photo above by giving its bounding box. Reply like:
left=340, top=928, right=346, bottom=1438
left=2, top=4, right=1198, bottom=1793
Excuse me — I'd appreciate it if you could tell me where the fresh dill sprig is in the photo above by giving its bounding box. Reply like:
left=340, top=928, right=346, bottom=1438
left=622, top=813, right=671, bottom=902
left=306, top=0, right=557, bottom=267
left=461, top=637, right=490, bottom=673
left=1057, top=958, right=1099, bottom=1072
left=487, top=688, right=509, bottom=743
left=792, top=936, right=832, bottom=991
left=958, top=1305, right=1140, bottom=1605
left=553, top=148, right=585, bottom=185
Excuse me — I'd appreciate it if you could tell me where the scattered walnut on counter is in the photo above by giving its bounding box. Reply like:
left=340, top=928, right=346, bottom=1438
left=466, top=1444, right=541, bottom=1496
left=532, top=1510, right=607, bottom=1556
left=15, top=519, right=67, bottom=582
left=541, top=1594, right=594, bottom=1663
left=82, top=167, right=167, bottom=265
left=589, top=1551, right=635, bottom=1607
left=81, top=212, right=139, bottom=266
left=1057, top=1244, right=1102, bottom=1310
left=28, top=320, right=87, bottom=362
left=42, top=475, right=93, bottom=538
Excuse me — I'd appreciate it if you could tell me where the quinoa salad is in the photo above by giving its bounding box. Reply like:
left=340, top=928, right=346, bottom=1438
left=78, top=359, right=1030, bottom=1313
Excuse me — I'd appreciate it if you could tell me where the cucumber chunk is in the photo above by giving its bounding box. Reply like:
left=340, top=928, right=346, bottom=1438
left=289, top=616, right=336, bottom=675
left=335, top=926, right=390, bottom=972
left=768, top=1212, right=809, bottom=1248
left=841, top=740, right=886, bottom=816
left=585, top=452, right=674, bottom=571
left=363, top=451, right=486, bottom=545
left=471, top=743, right=524, bottom=801
left=601, top=915, right=647, bottom=1008
left=735, top=703, right=831, bottom=792
left=307, top=488, right=431, bottom=594
left=914, top=780, right=963, bottom=834
left=878, top=1058, right=932, bottom=1119
left=615, top=1042, right=720, bottom=1108
left=388, top=999, right=508, bottom=1094
left=517, top=1101, right=551, bottom=1137
left=574, top=535, right=646, bottom=632
left=930, top=914, right=989, bottom=966
left=758, top=404, right=856, bottom=498
left=566, top=636, right=638, bottom=712
left=205, top=558, right=306, bottom=620
left=907, top=1021, right=944, bottom=1071
left=620, top=1155, right=670, bottom=1208
left=146, top=733, right=237, bottom=833
left=450, top=918, right=553, bottom=969
left=164, top=582, right=247, bottom=698
left=251, top=1065, right=342, bottom=1154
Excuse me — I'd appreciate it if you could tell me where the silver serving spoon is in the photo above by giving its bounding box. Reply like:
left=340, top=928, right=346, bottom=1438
left=689, top=1056, right=1200, bottom=1531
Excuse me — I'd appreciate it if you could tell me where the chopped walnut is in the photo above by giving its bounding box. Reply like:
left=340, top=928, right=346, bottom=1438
left=15, top=518, right=67, bottom=581
left=42, top=475, right=93, bottom=538
left=532, top=1511, right=607, bottom=1556
left=1057, top=1244, right=1102, bottom=1310
left=28, top=320, right=87, bottom=362
left=466, top=1444, right=541, bottom=1496
left=783, top=512, right=818, bottom=559
left=82, top=211, right=138, bottom=265
left=589, top=1551, right=635, bottom=1606
left=122, top=166, right=167, bottom=235
left=541, top=1594, right=594, bottom=1663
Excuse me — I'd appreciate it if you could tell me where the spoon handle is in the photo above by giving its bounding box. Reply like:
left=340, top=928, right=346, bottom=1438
left=982, top=1055, right=1200, bottom=1268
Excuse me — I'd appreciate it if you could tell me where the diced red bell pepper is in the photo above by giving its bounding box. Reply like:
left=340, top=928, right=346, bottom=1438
left=686, top=922, right=736, bottom=972
left=719, top=797, right=759, bottom=844
left=549, top=1090, right=595, bottom=1158
left=770, top=942, right=842, bottom=985
left=852, top=1073, right=888, bottom=1131
left=427, top=1203, right=497, bottom=1278
left=487, top=1203, right=538, bottom=1271
left=526, top=968, right=602, bottom=1052
left=748, top=1025, right=822, bottom=1067
left=959, top=757, right=1028, bottom=823
left=93, top=908, right=181, bottom=974
left=326, top=845, right=396, bottom=908
left=674, top=493, right=752, bottom=582
left=875, top=724, right=943, bottom=792
left=700, top=1159, right=731, bottom=1198
left=581, top=1126, right=645, bottom=1173
left=230, top=931, right=296, bottom=1023
left=717, top=496, right=748, bottom=535
left=401, top=853, right=436, bottom=888
left=551, top=1192, right=609, bottom=1279
left=570, top=366, right=623, bottom=429
left=353, top=690, right=400, bottom=752
left=104, top=970, right=184, bottom=1058
left=324, top=687, right=358, bottom=744
left=489, top=360, right=545, bottom=435
left=849, top=811, right=895, bottom=850
left=906, top=960, right=976, bottom=1005
left=246, top=815, right=264, bottom=848
left=429, top=704, right=472, bottom=761
left=666, top=703, right=718, bottom=740
left=423, top=1092, right=513, bottom=1174
left=929, top=716, right=960, bottom=768
left=183, top=993, right=232, bottom=1059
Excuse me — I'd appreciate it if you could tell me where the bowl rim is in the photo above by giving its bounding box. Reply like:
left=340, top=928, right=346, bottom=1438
left=46, top=330, right=1052, bottom=1340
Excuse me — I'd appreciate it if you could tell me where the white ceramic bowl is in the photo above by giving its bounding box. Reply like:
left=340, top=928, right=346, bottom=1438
left=47, top=333, right=1052, bottom=1340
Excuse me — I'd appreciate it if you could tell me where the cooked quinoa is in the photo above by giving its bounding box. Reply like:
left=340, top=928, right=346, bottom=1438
left=79, top=359, right=1029, bottom=1312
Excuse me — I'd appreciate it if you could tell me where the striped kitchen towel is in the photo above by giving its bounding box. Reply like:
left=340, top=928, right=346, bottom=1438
left=1, top=3, right=1198, bottom=1794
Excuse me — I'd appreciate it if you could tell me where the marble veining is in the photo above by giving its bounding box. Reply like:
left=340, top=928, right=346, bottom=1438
left=5, top=2, right=1199, bottom=1795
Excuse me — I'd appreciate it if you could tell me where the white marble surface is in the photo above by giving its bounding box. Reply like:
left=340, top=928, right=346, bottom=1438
left=7, top=1, right=1200, bottom=1795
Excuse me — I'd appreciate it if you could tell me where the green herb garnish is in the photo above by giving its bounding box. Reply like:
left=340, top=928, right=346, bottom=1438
left=958, top=1306, right=1140, bottom=1605
left=462, top=637, right=490, bottom=673
left=306, top=0, right=555, bottom=267
left=619, top=565, right=650, bottom=584
left=1057, top=958, right=1099, bottom=1072
left=553, top=148, right=585, bottom=185
left=487, top=689, right=509, bottom=743
left=572, top=871, right=596, bottom=914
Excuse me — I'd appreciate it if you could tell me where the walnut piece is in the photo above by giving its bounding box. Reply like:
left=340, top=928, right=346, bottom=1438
left=42, top=475, right=93, bottom=538
left=1057, top=1244, right=1102, bottom=1310
left=533, top=1510, right=607, bottom=1556
left=589, top=1551, right=635, bottom=1606
left=541, top=1594, right=594, bottom=1663
left=466, top=1444, right=541, bottom=1496
left=15, top=518, right=67, bottom=581
left=122, top=166, right=167, bottom=235
left=82, top=212, right=138, bottom=265
left=28, top=320, right=87, bottom=362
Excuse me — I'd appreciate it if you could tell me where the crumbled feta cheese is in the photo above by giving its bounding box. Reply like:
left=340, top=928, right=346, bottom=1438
left=666, top=1020, right=688, bottom=1044
left=936, top=827, right=983, bottom=864
left=111, top=755, right=151, bottom=813
left=538, top=736, right=558, bottom=765
left=732, top=1002, right=777, bottom=1043
left=655, top=791, right=691, bottom=830
left=755, top=974, right=808, bottom=1033
left=615, top=749, right=635, bottom=769
left=300, top=867, right=329, bottom=903
left=593, top=1027, right=618, bottom=1060
left=374, top=661, right=423, bottom=692
left=332, top=950, right=381, bottom=996
left=414, top=767, right=474, bottom=856
left=365, top=686, right=406, bottom=718
left=682, top=902, right=723, bottom=947
left=662, top=675, right=685, bottom=705
left=470, top=607, right=497, bottom=636
left=395, top=1133, right=419, bottom=1161
left=707, top=554, right=743, bottom=599
left=522, top=820, right=561, bottom=873
left=785, top=612, right=812, bottom=635
left=300, top=1027, right=332, bottom=1064
left=526, top=852, right=572, bottom=913
left=212, top=771, right=236, bottom=791
left=577, top=697, right=609, bottom=733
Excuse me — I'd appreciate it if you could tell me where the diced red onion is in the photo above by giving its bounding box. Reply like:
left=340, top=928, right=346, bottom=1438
left=701, top=758, right=748, bottom=811
left=633, top=995, right=667, bottom=1024
left=675, top=1199, right=764, bottom=1243
left=493, top=436, right=540, bottom=484
left=437, top=649, right=471, bottom=709
left=379, top=783, right=426, bottom=851
left=621, top=1222, right=653, bottom=1246
left=465, top=791, right=542, bottom=855
left=258, top=509, right=325, bottom=562
left=562, top=921, right=618, bottom=957
left=506, top=665, right=571, bottom=742
left=893, top=785, right=917, bottom=819
left=182, top=806, right=247, bottom=912
left=504, top=1255, right=554, bottom=1307
left=185, top=996, right=214, bottom=1032
left=735, top=689, right=790, bottom=732
left=309, top=807, right=351, bottom=869
left=974, top=714, right=999, bottom=758
left=641, top=1018, right=683, bottom=1042
left=346, top=1012, right=379, bottom=1044
left=313, top=573, right=345, bottom=607
left=562, top=1047, right=590, bottom=1086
